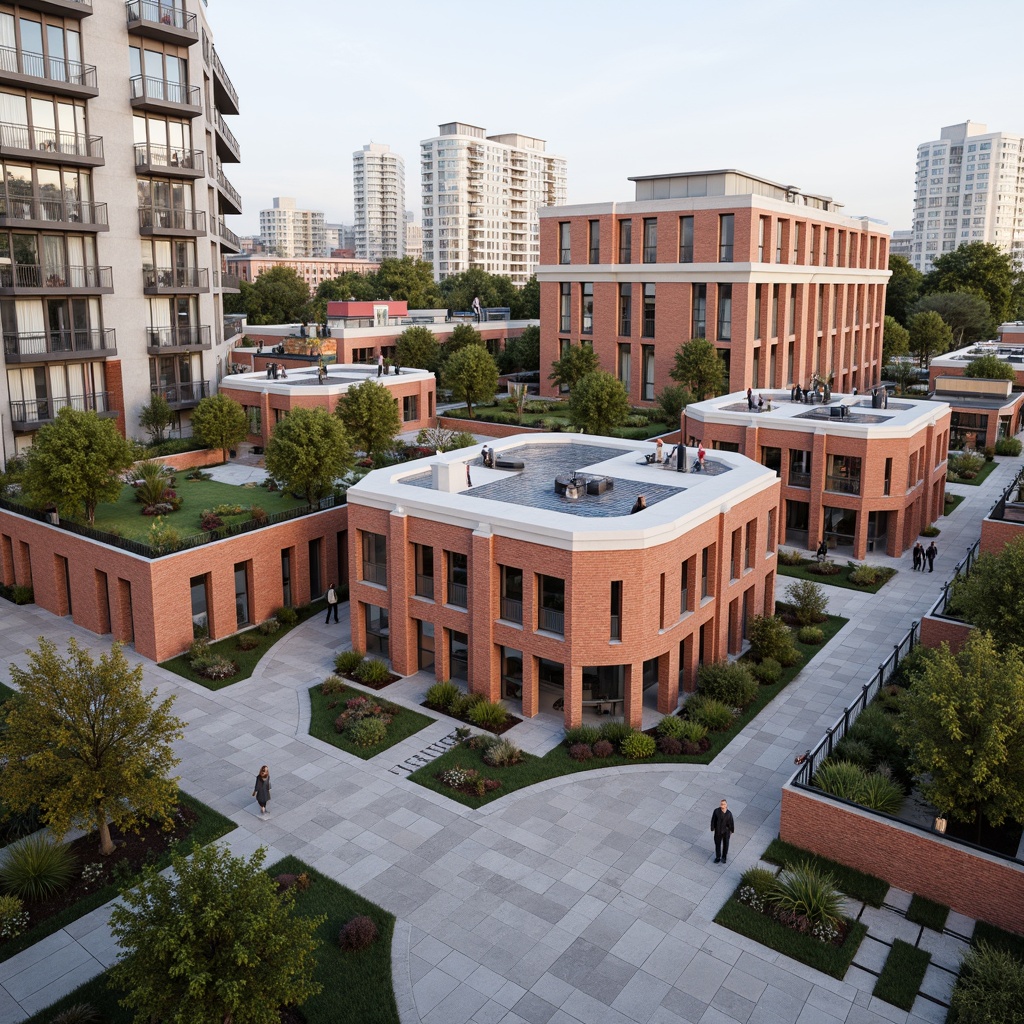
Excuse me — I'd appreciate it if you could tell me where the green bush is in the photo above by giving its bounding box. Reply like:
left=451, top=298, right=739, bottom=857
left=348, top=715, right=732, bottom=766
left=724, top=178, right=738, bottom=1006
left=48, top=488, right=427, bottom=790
left=275, top=605, right=299, bottom=626
left=334, top=649, right=365, bottom=675
left=620, top=732, right=656, bottom=759
left=656, top=715, right=687, bottom=739
left=857, top=772, right=905, bottom=815
left=564, top=724, right=601, bottom=746
left=0, top=833, right=75, bottom=901
left=258, top=617, right=281, bottom=635
left=355, top=658, right=391, bottom=686
left=321, top=674, right=347, bottom=695
left=949, top=451, right=984, bottom=478
left=696, top=661, right=758, bottom=708
left=740, top=866, right=777, bottom=903
left=598, top=720, right=633, bottom=745
left=46, top=1004, right=100, bottom=1024
left=0, top=893, right=27, bottom=939
left=467, top=700, right=509, bottom=731
left=785, top=579, right=829, bottom=626
left=777, top=549, right=805, bottom=566
left=481, top=738, right=522, bottom=767
left=769, top=860, right=844, bottom=935
left=995, top=437, right=1022, bottom=457
left=187, top=636, right=212, bottom=668
left=676, top=719, right=709, bottom=745
left=920, top=524, right=941, bottom=537
left=796, top=626, right=825, bottom=645
left=450, top=692, right=484, bottom=717
left=236, top=633, right=261, bottom=652
left=848, top=704, right=910, bottom=783
left=425, top=680, right=460, bottom=711
left=949, top=940, right=1024, bottom=1024
left=830, top=737, right=874, bottom=770
left=347, top=717, right=388, bottom=747
left=748, top=615, right=800, bottom=665
left=813, top=760, right=867, bottom=801
left=847, top=562, right=882, bottom=586
left=684, top=695, right=734, bottom=731
left=751, top=657, right=782, bottom=684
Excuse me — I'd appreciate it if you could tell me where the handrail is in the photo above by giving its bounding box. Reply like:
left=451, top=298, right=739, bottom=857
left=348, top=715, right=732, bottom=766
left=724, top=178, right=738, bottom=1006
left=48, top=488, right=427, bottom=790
left=0, top=45, right=97, bottom=88
left=129, top=74, right=200, bottom=107
left=134, top=142, right=203, bottom=174
left=0, top=196, right=106, bottom=225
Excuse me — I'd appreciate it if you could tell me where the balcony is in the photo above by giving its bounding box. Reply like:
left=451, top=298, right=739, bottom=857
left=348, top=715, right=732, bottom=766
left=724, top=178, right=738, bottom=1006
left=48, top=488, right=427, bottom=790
left=134, top=142, right=204, bottom=178
left=214, top=111, right=240, bottom=163
left=4, top=327, right=115, bottom=363
left=0, top=46, right=98, bottom=97
left=215, top=168, right=242, bottom=215
left=825, top=475, right=861, bottom=496
left=129, top=75, right=201, bottom=117
left=210, top=45, right=239, bottom=115
left=215, top=217, right=240, bottom=252
left=447, top=580, right=467, bottom=608
left=219, top=274, right=240, bottom=293
left=146, top=325, right=211, bottom=353
left=499, top=596, right=522, bottom=624
left=142, top=266, right=209, bottom=294
left=18, top=0, right=91, bottom=16
left=125, top=0, right=198, bottom=44
left=362, top=562, right=387, bottom=586
left=0, top=197, right=107, bottom=231
left=789, top=470, right=811, bottom=488
left=11, top=390, right=110, bottom=430
left=152, top=379, right=209, bottom=408
left=538, top=607, right=564, bottom=635
left=138, top=205, right=206, bottom=237
left=0, top=264, right=112, bottom=295
left=0, top=121, right=103, bottom=166
left=415, top=574, right=434, bottom=600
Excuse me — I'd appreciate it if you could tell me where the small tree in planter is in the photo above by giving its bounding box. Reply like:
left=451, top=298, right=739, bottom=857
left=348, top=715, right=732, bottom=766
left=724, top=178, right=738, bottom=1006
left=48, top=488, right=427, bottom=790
left=190, top=393, right=248, bottom=461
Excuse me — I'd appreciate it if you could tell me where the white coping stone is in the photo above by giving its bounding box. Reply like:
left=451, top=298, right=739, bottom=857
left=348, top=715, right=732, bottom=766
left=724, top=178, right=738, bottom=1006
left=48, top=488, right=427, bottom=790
left=221, top=363, right=435, bottom=400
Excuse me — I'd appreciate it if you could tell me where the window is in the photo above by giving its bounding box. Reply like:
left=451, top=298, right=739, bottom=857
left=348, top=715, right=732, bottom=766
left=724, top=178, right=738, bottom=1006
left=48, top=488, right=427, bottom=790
left=361, top=531, right=387, bottom=585
left=719, top=213, right=734, bottom=262
left=745, top=519, right=755, bottom=569
left=642, top=283, right=655, bottom=337
left=365, top=604, right=389, bottom=656
left=190, top=574, right=208, bottom=631
left=581, top=282, right=593, bottom=334
left=771, top=284, right=780, bottom=337
left=766, top=508, right=776, bottom=553
left=500, top=564, right=522, bottom=623
left=558, top=222, right=570, bottom=263
left=754, top=283, right=762, bottom=340
left=758, top=217, right=767, bottom=261
left=279, top=550, right=292, bottom=608
left=610, top=580, right=622, bottom=640
left=789, top=449, right=811, bottom=487
left=417, top=619, right=435, bottom=671
left=234, top=562, right=249, bottom=627
left=641, top=344, right=655, bottom=401
left=245, top=404, right=260, bottom=435
left=792, top=222, right=802, bottom=263
left=761, top=446, right=781, bottom=475
left=717, top=284, right=732, bottom=341
left=680, top=561, right=690, bottom=614
left=679, top=216, right=694, bottom=263
left=826, top=454, right=862, bottom=495
left=776, top=220, right=784, bottom=262
left=446, top=551, right=467, bottom=607
left=415, top=544, right=433, bottom=599
left=731, top=528, right=741, bottom=580
left=448, top=629, right=468, bottom=680
left=402, top=394, right=418, bottom=422
left=618, top=282, right=631, bottom=336
left=642, top=217, right=657, bottom=262
left=785, top=499, right=809, bottom=546
left=701, top=546, right=712, bottom=599
left=538, top=574, right=565, bottom=634
left=618, top=218, right=632, bottom=263
left=308, top=538, right=322, bottom=598
left=617, top=343, right=631, bottom=391
left=691, top=284, right=706, bottom=337
left=788, top=283, right=796, bottom=335
left=884, top=457, right=892, bottom=497
left=559, top=282, right=570, bottom=332
left=588, top=219, right=600, bottom=263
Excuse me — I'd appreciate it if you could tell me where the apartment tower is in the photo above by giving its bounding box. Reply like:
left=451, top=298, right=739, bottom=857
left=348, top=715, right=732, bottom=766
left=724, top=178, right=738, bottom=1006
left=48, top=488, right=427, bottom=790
left=352, top=142, right=404, bottom=262
left=259, top=196, right=325, bottom=258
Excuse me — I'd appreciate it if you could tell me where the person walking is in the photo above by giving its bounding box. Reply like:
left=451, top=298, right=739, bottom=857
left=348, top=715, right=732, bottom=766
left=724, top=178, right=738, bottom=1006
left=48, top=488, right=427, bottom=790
left=377, top=352, right=384, bottom=377
left=471, top=295, right=482, bottom=322
left=252, top=765, right=271, bottom=815
left=746, top=387, right=754, bottom=410
left=325, top=583, right=339, bottom=623
left=926, top=541, right=938, bottom=572
left=912, top=542, right=923, bottom=571
left=711, top=799, right=735, bottom=864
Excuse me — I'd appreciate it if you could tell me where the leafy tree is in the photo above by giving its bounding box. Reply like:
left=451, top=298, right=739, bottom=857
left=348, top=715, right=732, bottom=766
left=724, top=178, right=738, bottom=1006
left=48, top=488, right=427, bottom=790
left=670, top=338, right=726, bottom=400
left=224, top=266, right=312, bottom=325
left=499, top=325, right=540, bottom=374
left=907, top=309, right=953, bottom=366
left=924, top=242, right=1021, bottom=325
left=897, top=630, right=1024, bottom=836
left=950, top=536, right=1024, bottom=649
left=139, top=393, right=174, bottom=444
left=510, top=276, right=540, bottom=319
left=373, top=257, right=443, bottom=309
left=264, top=407, right=353, bottom=505
left=22, top=407, right=135, bottom=525
left=568, top=371, right=631, bottom=435
left=882, top=315, right=911, bottom=365
left=443, top=345, right=498, bottom=418
left=440, top=322, right=484, bottom=364
left=337, top=379, right=402, bottom=462
left=884, top=359, right=918, bottom=394
left=548, top=344, right=600, bottom=391
left=108, top=844, right=323, bottom=1024
left=964, top=353, right=1015, bottom=381
left=656, top=384, right=693, bottom=427
left=314, top=271, right=377, bottom=304
left=415, top=425, right=476, bottom=451
left=439, top=268, right=516, bottom=313
left=1, top=638, right=183, bottom=856
left=911, top=291, right=994, bottom=346
left=395, top=325, right=441, bottom=374
left=885, top=254, right=923, bottom=326
left=190, top=393, right=248, bottom=461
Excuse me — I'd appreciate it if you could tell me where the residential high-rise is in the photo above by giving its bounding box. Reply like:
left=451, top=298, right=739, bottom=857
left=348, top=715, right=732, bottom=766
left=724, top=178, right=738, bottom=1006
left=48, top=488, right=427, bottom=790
left=259, top=197, right=326, bottom=258
left=420, top=122, right=567, bottom=284
left=404, top=211, right=422, bottom=262
left=909, top=121, right=1024, bottom=273
left=353, top=143, right=404, bottom=262
left=0, top=0, right=243, bottom=458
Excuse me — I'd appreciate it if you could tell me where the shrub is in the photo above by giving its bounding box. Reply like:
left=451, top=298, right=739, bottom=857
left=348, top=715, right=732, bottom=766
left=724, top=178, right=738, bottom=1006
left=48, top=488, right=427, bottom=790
left=0, top=833, right=75, bottom=901
left=338, top=914, right=378, bottom=952
left=751, top=657, right=782, bottom=684
left=275, top=605, right=299, bottom=626
left=9, top=585, right=32, bottom=605
left=198, top=656, right=236, bottom=681
left=949, top=451, right=983, bottom=478
left=813, top=760, right=867, bottom=801
left=355, top=658, right=391, bottom=686
left=748, top=615, right=801, bottom=665
left=785, top=579, right=829, bottom=625
left=249, top=504, right=268, bottom=525
left=258, top=617, right=281, bottom=635
left=450, top=692, right=483, bottom=717
left=656, top=715, right=687, bottom=739
left=482, top=738, right=522, bottom=767
left=831, top=737, right=874, bottom=770
left=949, top=940, right=1024, bottom=1024
left=48, top=1005, right=100, bottom=1024
left=675, top=720, right=709, bottom=745
left=0, top=894, right=28, bottom=939
left=200, top=511, right=224, bottom=531
left=995, top=437, right=1022, bottom=457
left=808, top=558, right=841, bottom=576
left=425, top=680, right=460, bottom=711
left=848, top=704, right=910, bottom=783
left=797, top=626, right=825, bottom=645
left=335, top=649, right=366, bottom=675
left=657, top=736, right=682, bottom=755
left=187, top=636, right=212, bottom=668
left=321, top=674, right=347, bottom=695
left=592, top=739, right=614, bottom=758
left=564, top=724, right=601, bottom=746
left=598, top=720, right=633, bottom=746
left=769, top=860, right=844, bottom=939
left=696, top=662, right=758, bottom=708
left=467, top=699, right=509, bottom=731
left=857, top=772, right=905, bottom=815
left=920, top=525, right=941, bottom=537
left=347, top=717, right=388, bottom=747
left=684, top=696, right=735, bottom=731
left=738, top=867, right=778, bottom=912
left=236, top=633, right=261, bottom=651
left=620, top=732, right=656, bottom=759
left=777, top=549, right=805, bottom=566
left=568, top=742, right=593, bottom=762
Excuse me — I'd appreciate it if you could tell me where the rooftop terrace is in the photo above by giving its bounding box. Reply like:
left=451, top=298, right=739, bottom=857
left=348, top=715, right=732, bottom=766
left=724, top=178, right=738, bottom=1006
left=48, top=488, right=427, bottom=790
left=220, top=363, right=434, bottom=397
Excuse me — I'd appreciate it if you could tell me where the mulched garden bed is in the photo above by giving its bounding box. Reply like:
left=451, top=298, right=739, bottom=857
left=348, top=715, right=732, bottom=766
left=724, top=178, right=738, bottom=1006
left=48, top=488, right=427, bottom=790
left=420, top=701, right=522, bottom=735
left=641, top=724, right=712, bottom=755
left=341, top=669, right=401, bottom=691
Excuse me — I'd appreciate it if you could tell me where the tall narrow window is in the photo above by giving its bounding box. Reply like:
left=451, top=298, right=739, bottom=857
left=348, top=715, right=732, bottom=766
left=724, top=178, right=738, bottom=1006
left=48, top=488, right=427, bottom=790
left=692, top=284, right=706, bottom=337
left=446, top=551, right=468, bottom=607
left=559, top=281, right=571, bottom=332
left=617, top=343, right=631, bottom=391
left=788, top=284, right=796, bottom=335
left=792, top=222, right=802, bottom=263
left=581, top=282, right=593, bottom=334
left=361, top=531, right=387, bottom=585
left=643, top=217, right=658, bottom=262
left=500, top=565, right=523, bottom=623
left=766, top=508, right=776, bottom=553
left=776, top=220, right=784, bottom=262
left=718, top=213, right=734, bottom=262
left=641, top=344, right=655, bottom=401
left=415, top=544, right=434, bottom=599
left=610, top=580, right=622, bottom=640
left=679, top=215, right=694, bottom=263
left=772, top=284, right=780, bottom=337
left=588, top=219, right=600, bottom=263
left=618, top=282, right=631, bottom=336
left=642, top=283, right=655, bottom=337
left=308, top=539, right=322, bottom=598
left=717, top=284, right=732, bottom=341
left=618, top=218, right=632, bottom=263
left=558, top=222, right=570, bottom=264
left=754, top=283, right=762, bottom=340
left=701, top=546, right=711, bottom=599
left=680, top=561, right=689, bottom=614
left=365, top=604, right=389, bottom=656
left=538, top=574, right=565, bottom=635
left=883, top=457, right=892, bottom=497
left=758, top=217, right=767, bottom=261
left=280, top=551, right=291, bottom=608
left=234, top=562, right=249, bottom=627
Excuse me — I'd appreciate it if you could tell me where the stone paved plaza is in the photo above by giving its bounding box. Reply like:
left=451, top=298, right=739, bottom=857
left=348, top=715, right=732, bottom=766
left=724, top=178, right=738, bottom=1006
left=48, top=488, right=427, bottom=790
left=1, top=452, right=1019, bottom=1024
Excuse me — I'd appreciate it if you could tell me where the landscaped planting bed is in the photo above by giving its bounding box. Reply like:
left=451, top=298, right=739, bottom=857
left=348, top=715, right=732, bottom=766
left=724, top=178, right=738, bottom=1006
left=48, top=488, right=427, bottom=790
left=776, top=554, right=897, bottom=593
left=760, top=838, right=889, bottom=906
left=906, top=893, right=949, bottom=932
left=946, top=457, right=999, bottom=487
left=943, top=492, right=965, bottom=516
left=422, top=680, right=522, bottom=735
left=446, top=400, right=671, bottom=440
left=333, top=649, right=401, bottom=690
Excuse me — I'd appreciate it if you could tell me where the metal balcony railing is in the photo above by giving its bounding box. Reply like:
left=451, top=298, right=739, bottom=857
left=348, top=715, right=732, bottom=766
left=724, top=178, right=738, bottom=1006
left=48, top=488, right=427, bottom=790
left=152, top=380, right=209, bottom=405
left=4, top=328, right=114, bottom=358
left=11, top=390, right=108, bottom=423
left=0, top=264, right=111, bottom=289
left=125, top=0, right=197, bottom=34
left=210, top=45, right=238, bottom=110
left=216, top=168, right=241, bottom=209
left=447, top=581, right=467, bottom=607
left=143, top=266, right=209, bottom=290
left=216, top=217, right=240, bottom=248
left=0, top=196, right=106, bottom=226
left=500, top=596, right=522, bottom=623
left=133, top=142, right=203, bottom=174
left=146, top=325, right=211, bottom=348
left=216, top=112, right=239, bottom=155
left=789, top=470, right=811, bottom=488
left=130, top=74, right=200, bottom=107
left=415, top=574, right=434, bottom=599
left=539, top=607, right=564, bottom=635
left=610, top=613, right=620, bottom=640
left=825, top=475, right=861, bottom=495
left=0, top=121, right=102, bottom=159
left=362, top=562, right=387, bottom=586
left=138, top=206, right=206, bottom=232
left=0, top=46, right=97, bottom=88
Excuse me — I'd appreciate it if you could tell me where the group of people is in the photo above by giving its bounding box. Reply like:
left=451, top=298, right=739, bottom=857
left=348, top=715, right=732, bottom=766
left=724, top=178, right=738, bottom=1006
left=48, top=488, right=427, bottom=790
left=376, top=353, right=401, bottom=377
left=913, top=540, right=938, bottom=572
left=745, top=388, right=769, bottom=412
left=480, top=445, right=495, bottom=468
left=264, top=362, right=287, bottom=380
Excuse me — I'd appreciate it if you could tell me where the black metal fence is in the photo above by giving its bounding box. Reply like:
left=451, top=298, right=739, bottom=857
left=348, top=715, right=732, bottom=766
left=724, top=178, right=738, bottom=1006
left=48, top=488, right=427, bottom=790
left=929, top=539, right=980, bottom=618
left=986, top=464, right=1024, bottom=524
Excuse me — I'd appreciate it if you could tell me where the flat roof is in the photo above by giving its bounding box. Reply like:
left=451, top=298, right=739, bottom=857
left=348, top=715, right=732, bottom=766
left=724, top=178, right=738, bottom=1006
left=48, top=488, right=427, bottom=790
left=347, top=433, right=778, bottom=552
left=219, top=363, right=433, bottom=398
left=931, top=341, right=1024, bottom=367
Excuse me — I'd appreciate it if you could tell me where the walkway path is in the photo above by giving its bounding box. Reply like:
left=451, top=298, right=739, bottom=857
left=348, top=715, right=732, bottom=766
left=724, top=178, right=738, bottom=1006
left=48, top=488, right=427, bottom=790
left=1, top=453, right=1018, bottom=1024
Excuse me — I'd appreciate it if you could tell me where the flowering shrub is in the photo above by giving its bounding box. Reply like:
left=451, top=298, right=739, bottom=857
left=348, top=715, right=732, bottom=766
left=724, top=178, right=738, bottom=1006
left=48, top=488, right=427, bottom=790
left=0, top=894, right=29, bottom=939
left=81, top=862, right=105, bottom=887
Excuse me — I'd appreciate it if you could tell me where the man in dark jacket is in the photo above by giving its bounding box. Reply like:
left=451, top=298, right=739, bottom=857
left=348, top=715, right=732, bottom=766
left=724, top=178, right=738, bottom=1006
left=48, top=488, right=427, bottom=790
left=711, top=799, right=735, bottom=864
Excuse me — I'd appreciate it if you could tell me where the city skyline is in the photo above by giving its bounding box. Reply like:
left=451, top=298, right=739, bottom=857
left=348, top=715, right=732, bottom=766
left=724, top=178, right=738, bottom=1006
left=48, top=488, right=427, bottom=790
left=220, top=0, right=1024, bottom=241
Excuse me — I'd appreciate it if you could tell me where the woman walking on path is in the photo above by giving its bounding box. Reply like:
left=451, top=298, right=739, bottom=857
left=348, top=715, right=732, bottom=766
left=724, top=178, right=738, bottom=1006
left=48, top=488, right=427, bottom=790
left=253, top=765, right=271, bottom=815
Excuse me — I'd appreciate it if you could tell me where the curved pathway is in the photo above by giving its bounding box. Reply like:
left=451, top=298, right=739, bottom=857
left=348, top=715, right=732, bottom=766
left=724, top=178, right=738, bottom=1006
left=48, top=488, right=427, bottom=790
left=1, top=454, right=1018, bottom=1024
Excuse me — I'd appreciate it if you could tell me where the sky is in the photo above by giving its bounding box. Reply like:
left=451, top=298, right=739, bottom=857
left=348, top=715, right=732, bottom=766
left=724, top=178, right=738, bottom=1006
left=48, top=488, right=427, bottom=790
left=214, top=0, right=1024, bottom=238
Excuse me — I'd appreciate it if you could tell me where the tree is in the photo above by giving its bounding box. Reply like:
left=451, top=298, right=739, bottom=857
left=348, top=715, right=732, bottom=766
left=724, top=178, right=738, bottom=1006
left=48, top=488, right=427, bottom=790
left=510, top=276, right=540, bottom=319
left=224, top=266, right=312, bottom=325
left=911, top=291, right=994, bottom=346
left=139, top=393, right=174, bottom=444
left=439, top=268, right=516, bottom=313
left=440, top=322, right=484, bottom=364
left=896, top=631, right=1024, bottom=836
left=314, top=271, right=377, bottom=304
left=443, top=345, right=498, bottom=418
left=373, top=257, right=442, bottom=309
left=395, top=325, right=441, bottom=374
left=670, top=338, right=726, bottom=400
left=885, top=254, right=923, bottom=326
left=884, top=358, right=918, bottom=395
left=924, top=242, right=1021, bottom=325
left=907, top=309, right=953, bottom=366
left=950, top=536, right=1024, bottom=649
left=190, top=393, right=248, bottom=461
left=337, top=379, right=402, bottom=462
left=499, top=325, right=540, bottom=374
left=264, top=407, right=353, bottom=506
left=108, top=844, right=323, bottom=1024
left=22, top=407, right=135, bottom=525
left=568, top=371, right=631, bottom=435
left=656, top=384, right=693, bottom=426
left=964, top=353, right=1015, bottom=381
left=548, top=344, right=599, bottom=391
left=1, top=638, right=183, bottom=856
left=882, top=315, right=911, bottom=366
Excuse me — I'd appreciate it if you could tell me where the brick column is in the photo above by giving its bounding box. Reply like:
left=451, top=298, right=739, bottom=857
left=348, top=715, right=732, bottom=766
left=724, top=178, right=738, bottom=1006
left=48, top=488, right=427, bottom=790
left=809, top=429, right=828, bottom=549
left=623, top=661, right=643, bottom=729
left=657, top=643, right=680, bottom=715
left=522, top=655, right=538, bottom=719
left=565, top=663, right=583, bottom=729
left=387, top=510, right=411, bottom=675
left=470, top=529, right=498, bottom=700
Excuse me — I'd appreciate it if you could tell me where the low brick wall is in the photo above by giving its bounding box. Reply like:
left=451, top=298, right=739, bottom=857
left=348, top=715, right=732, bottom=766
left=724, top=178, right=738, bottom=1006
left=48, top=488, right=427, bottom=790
left=918, top=613, right=972, bottom=653
left=437, top=417, right=541, bottom=438
left=781, top=784, right=1024, bottom=933
left=980, top=516, right=1024, bottom=554
left=146, top=449, right=223, bottom=472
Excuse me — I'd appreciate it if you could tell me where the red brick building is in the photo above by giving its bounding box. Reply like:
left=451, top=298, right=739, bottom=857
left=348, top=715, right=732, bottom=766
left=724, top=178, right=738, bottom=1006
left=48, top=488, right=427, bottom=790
left=346, top=434, right=781, bottom=728
left=536, top=170, right=891, bottom=404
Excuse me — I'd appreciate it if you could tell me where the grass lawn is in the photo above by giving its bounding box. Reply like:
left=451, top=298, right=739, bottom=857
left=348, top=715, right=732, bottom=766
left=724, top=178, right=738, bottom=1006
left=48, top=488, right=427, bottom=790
left=873, top=939, right=931, bottom=1010
left=776, top=559, right=896, bottom=593
left=761, top=838, right=889, bottom=906
left=160, top=599, right=326, bottom=690
left=447, top=403, right=671, bottom=440
left=24, top=856, right=399, bottom=1024
left=411, top=612, right=847, bottom=808
left=947, top=459, right=999, bottom=487
left=0, top=791, right=235, bottom=965
left=906, top=894, right=949, bottom=932
left=90, top=477, right=306, bottom=543
left=971, top=919, right=1024, bottom=960
left=943, top=493, right=965, bottom=516
left=308, top=682, right=433, bottom=759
